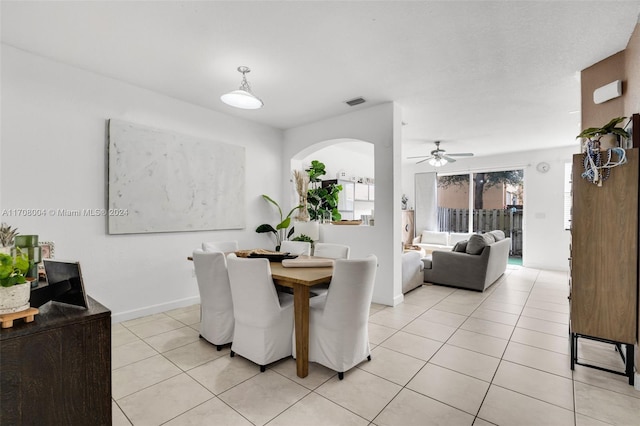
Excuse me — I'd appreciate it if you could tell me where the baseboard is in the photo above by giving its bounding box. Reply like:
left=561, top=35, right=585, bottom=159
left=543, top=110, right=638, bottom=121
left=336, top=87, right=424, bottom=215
left=111, top=296, right=201, bottom=324
left=392, top=293, right=404, bottom=306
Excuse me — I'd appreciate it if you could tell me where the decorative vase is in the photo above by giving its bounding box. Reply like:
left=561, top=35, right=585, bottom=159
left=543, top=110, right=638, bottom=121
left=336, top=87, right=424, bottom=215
left=0, top=246, right=11, bottom=255
left=0, top=282, right=31, bottom=314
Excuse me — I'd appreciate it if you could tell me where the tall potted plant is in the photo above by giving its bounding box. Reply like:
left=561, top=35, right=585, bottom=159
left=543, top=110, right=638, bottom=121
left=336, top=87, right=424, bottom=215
left=255, top=195, right=302, bottom=251
left=306, top=160, right=342, bottom=222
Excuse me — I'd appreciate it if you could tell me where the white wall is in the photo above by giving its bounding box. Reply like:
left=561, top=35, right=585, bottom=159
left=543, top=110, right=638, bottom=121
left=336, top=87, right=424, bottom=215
left=1, top=45, right=285, bottom=321
left=402, top=145, right=579, bottom=271
left=284, top=103, right=405, bottom=306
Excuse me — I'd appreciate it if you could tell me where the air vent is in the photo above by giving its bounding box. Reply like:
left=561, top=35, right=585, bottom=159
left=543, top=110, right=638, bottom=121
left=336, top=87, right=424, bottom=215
left=345, top=97, right=366, bottom=107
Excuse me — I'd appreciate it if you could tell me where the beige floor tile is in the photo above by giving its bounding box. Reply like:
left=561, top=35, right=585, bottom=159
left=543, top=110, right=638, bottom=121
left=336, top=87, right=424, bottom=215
left=525, top=299, right=570, bottom=314
left=269, top=392, right=369, bottom=426
left=447, top=329, right=508, bottom=358
left=502, top=341, right=572, bottom=379
left=368, top=309, right=416, bottom=329
left=402, top=290, right=447, bottom=309
left=112, top=400, right=132, bottom=426
left=418, top=308, right=467, bottom=327
left=443, top=290, right=488, bottom=305
left=112, top=339, right=158, bottom=370
left=407, top=363, right=489, bottom=415
left=472, top=418, right=498, bottom=426
left=169, top=309, right=201, bottom=325
left=188, top=353, right=259, bottom=395
left=576, top=339, right=628, bottom=371
left=479, top=300, right=524, bottom=315
left=117, top=373, right=213, bottom=426
left=143, top=325, right=200, bottom=353
left=316, top=368, right=402, bottom=421
left=575, top=413, right=615, bottom=426
left=368, top=322, right=398, bottom=345
left=478, top=385, right=574, bottom=426
left=431, top=300, right=479, bottom=316
left=163, top=339, right=226, bottom=371
left=492, top=361, right=574, bottom=410
left=460, top=317, right=514, bottom=340
left=470, top=308, right=519, bottom=326
left=510, top=327, right=570, bottom=355
left=370, top=302, right=386, bottom=315
left=574, top=381, right=640, bottom=425
left=358, top=346, right=426, bottom=386
left=401, top=317, right=458, bottom=342
left=164, top=304, right=200, bottom=318
left=374, top=388, right=474, bottom=426
left=121, top=312, right=169, bottom=327
left=520, top=306, right=569, bottom=324
left=516, top=315, right=569, bottom=337
left=270, top=357, right=335, bottom=390
left=383, top=302, right=428, bottom=318
left=112, top=324, right=141, bottom=348
left=112, top=354, right=182, bottom=399
left=126, top=315, right=186, bottom=338
left=164, top=397, right=253, bottom=426
left=190, top=322, right=200, bottom=332
left=484, top=291, right=529, bottom=306
left=572, top=366, right=640, bottom=399
left=379, top=331, right=443, bottom=361
left=219, top=370, right=309, bottom=426
left=430, top=344, right=500, bottom=382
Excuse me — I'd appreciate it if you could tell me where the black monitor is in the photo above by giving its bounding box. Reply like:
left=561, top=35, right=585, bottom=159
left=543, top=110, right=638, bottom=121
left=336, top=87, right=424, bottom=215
left=36, top=259, right=89, bottom=309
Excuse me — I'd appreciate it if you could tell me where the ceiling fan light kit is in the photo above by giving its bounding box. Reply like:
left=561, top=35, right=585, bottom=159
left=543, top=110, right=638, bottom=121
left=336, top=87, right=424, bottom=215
left=221, top=66, right=264, bottom=109
left=408, top=141, right=474, bottom=166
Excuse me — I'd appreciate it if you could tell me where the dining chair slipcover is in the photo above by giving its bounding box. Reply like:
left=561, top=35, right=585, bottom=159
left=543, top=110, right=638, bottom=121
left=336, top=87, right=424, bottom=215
left=279, top=240, right=311, bottom=256
left=226, top=253, right=294, bottom=371
left=202, top=241, right=239, bottom=253
left=312, top=243, right=350, bottom=259
left=297, top=255, right=378, bottom=379
left=192, top=249, right=234, bottom=349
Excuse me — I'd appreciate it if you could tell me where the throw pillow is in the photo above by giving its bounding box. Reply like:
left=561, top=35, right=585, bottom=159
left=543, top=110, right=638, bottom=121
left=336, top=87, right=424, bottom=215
left=489, top=230, right=506, bottom=241
left=421, top=230, right=448, bottom=245
left=483, top=232, right=496, bottom=243
left=466, top=234, right=488, bottom=255
left=453, top=240, right=468, bottom=252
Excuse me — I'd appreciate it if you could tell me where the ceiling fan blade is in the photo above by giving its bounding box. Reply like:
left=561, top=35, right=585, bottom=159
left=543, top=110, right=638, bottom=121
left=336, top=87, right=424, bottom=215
left=448, top=153, right=474, bottom=157
left=407, top=155, right=431, bottom=159
left=442, top=155, right=457, bottom=163
left=415, top=156, right=434, bottom=164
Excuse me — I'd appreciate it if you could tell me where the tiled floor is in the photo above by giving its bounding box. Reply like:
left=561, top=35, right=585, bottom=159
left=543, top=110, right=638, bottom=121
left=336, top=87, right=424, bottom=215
left=111, top=266, right=640, bottom=425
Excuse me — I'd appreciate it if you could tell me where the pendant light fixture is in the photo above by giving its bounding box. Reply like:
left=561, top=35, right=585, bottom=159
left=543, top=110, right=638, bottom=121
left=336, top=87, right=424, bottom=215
left=220, top=66, right=263, bottom=109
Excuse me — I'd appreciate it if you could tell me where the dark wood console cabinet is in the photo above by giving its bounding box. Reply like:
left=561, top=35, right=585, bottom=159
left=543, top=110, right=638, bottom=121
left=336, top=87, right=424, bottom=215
left=0, top=297, right=111, bottom=425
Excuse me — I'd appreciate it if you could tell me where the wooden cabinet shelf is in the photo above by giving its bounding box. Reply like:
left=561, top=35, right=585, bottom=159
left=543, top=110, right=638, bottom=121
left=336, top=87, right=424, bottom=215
left=570, top=149, right=638, bottom=384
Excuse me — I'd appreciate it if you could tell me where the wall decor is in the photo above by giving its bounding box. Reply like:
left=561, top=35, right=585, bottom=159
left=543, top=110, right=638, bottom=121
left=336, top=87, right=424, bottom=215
left=108, top=119, right=245, bottom=234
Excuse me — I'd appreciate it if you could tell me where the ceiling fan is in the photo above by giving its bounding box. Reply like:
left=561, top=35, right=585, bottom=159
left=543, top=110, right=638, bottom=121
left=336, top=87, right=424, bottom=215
left=407, top=141, right=474, bottom=166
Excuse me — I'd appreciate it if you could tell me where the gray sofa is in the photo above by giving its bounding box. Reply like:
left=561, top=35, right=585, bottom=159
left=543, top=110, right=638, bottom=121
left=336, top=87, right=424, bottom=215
left=422, top=231, right=510, bottom=292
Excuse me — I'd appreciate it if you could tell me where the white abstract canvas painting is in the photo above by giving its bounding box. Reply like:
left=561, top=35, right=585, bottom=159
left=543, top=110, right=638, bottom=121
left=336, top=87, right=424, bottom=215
left=108, top=119, right=245, bottom=234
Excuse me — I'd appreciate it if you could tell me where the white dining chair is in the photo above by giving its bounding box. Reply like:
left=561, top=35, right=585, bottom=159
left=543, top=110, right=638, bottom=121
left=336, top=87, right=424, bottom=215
left=279, top=240, right=311, bottom=256
left=192, top=249, right=234, bottom=350
left=226, top=253, right=294, bottom=371
left=310, top=243, right=351, bottom=296
left=202, top=241, right=238, bottom=252
left=296, top=255, right=377, bottom=380
left=312, top=243, right=350, bottom=259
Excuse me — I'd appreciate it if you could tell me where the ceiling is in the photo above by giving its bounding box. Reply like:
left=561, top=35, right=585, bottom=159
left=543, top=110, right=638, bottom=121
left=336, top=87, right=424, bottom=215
left=2, top=1, right=639, bottom=162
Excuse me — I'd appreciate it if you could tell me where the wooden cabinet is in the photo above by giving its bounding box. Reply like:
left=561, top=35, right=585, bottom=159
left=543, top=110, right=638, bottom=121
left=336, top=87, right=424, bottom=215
left=0, top=297, right=112, bottom=425
left=570, top=148, right=637, bottom=384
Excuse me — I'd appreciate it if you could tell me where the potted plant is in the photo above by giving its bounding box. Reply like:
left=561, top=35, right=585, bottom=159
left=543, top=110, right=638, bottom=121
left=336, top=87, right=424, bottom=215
left=306, top=160, right=342, bottom=222
left=577, top=116, right=631, bottom=150
left=0, top=251, right=31, bottom=314
left=255, top=195, right=302, bottom=251
left=0, top=222, right=19, bottom=254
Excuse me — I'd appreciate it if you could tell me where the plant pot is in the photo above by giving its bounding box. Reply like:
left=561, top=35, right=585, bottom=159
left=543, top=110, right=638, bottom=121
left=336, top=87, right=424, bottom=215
left=0, top=282, right=31, bottom=314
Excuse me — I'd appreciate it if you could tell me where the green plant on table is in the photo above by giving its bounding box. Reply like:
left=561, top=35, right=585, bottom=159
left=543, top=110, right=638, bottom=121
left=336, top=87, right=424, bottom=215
left=0, top=251, right=29, bottom=287
left=255, top=195, right=302, bottom=251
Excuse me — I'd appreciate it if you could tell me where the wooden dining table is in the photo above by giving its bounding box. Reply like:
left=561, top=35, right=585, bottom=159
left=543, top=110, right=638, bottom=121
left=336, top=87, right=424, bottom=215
left=269, top=258, right=333, bottom=378
left=188, top=253, right=332, bottom=378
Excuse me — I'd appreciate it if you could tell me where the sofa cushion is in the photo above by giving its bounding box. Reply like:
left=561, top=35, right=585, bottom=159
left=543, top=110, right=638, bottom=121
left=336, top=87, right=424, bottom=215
left=421, top=230, right=448, bottom=245
left=465, top=234, right=493, bottom=255
left=489, top=230, right=506, bottom=241
left=449, top=232, right=472, bottom=245
left=452, top=240, right=468, bottom=252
